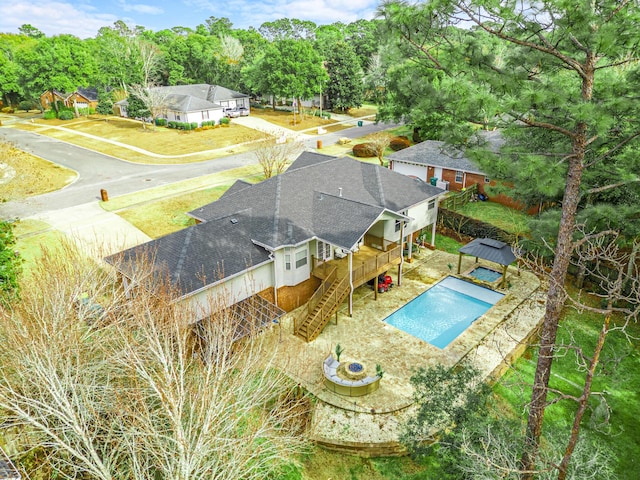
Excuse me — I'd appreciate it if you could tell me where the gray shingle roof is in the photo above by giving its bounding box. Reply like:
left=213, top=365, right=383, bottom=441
left=190, top=155, right=445, bottom=250
left=108, top=155, right=445, bottom=297
left=115, top=84, right=248, bottom=113
left=458, top=238, right=516, bottom=266
left=388, top=140, right=485, bottom=175
left=106, top=210, right=272, bottom=297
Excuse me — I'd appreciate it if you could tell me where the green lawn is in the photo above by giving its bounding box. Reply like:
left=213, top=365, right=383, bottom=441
left=117, top=184, right=233, bottom=239
left=455, top=201, right=531, bottom=236
left=494, top=299, right=640, bottom=479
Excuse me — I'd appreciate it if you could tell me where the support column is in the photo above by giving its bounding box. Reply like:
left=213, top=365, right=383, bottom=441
left=457, top=253, right=462, bottom=274
left=398, top=220, right=405, bottom=286
left=431, top=222, right=437, bottom=247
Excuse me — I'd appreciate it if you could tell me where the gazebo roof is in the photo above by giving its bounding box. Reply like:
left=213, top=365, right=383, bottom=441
left=458, top=238, right=516, bottom=266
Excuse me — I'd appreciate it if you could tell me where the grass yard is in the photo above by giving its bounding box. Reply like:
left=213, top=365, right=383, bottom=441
left=12, top=219, right=67, bottom=275
left=456, top=200, right=531, bottom=236
left=111, top=165, right=264, bottom=238
left=118, top=184, right=232, bottom=238
left=250, top=107, right=347, bottom=133
left=0, top=141, right=76, bottom=201
left=494, top=293, right=640, bottom=479
left=295, top=448, right=428, bottom=480
left=16, top=116, right=266, bottom=164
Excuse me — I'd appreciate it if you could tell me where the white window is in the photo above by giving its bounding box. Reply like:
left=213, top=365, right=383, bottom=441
left=428, top=199, right=436, bottom=210
left=285, top=250, right=291, bottom=270
left=295, top=247, right=307, bottom=269
left=317, top=241, right=332, bottom=261
left=455, top=171, right=463, bottom=183
left=395, top=219, right=401, bottom=232
left=485, top=176, right=491, bottom=183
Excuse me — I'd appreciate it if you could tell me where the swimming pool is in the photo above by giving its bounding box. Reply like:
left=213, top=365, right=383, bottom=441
left=384, top=276, right=504, bottom=349
left=469, top=266, right=502, bottom=282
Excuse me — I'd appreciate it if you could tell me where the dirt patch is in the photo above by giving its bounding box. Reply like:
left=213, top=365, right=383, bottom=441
left=0, top=141, right=76, bottom=201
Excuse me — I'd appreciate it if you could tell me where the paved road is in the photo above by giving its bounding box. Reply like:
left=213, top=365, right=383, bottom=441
left=0, top=118, right=401, bottom=220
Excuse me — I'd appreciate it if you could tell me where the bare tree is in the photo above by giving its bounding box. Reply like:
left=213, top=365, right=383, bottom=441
left=136, top=39, right=162, bottom=87
left=218, top=35, right=244, bottom=64
left=514, top=227, right=640, bottom=478
left=366, top=132, right=392, bottom=166
left=129, top=84, right=170, bottom=130
left=254, top=134, right=305, bottom=178
left=0, top=241, right=309, bottom=479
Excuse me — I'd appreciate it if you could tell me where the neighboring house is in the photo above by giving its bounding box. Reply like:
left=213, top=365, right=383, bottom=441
left=114, top=84, right=250, bottom=126
left=388, top=134, right=537, bottom=212
left=388, top=140, right=491, bottom=193
left=106, top=153, right=446, bottom=342
left=40, top=87, right=99, bottom=111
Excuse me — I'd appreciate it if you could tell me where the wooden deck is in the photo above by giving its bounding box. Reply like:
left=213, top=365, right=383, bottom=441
left=312, top=245, right=402, bottom=289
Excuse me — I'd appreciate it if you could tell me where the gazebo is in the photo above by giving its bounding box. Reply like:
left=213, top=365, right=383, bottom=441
left=457, top=238, right=517, bottom=288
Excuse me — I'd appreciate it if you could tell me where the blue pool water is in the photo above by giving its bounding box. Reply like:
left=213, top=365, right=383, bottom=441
left=469, top=266, right=502, bottom=282
left=385, top=276, right=504, bottom=349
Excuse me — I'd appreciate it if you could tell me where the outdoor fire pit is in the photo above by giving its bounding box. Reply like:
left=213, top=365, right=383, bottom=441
left=338, top=360, right=367, bottom=380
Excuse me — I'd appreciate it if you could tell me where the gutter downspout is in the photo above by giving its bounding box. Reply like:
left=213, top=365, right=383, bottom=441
left=271, top=254, right=279, bottom=307
left=348, top=251, right=353, bottom=317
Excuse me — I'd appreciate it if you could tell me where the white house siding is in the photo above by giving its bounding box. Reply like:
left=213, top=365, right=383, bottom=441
left=390, top=161, right=427, bottom=182
left=182, top=262, right=274, bottom=321
left=273, top=242, right=312, bottom=288
left=406, top=201, right=437, bottom=234
left=163, top=108, right=223, bottom=126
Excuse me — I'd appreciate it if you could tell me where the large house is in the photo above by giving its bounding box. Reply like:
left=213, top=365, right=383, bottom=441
left=388, top=140, right=491, bottom=193
left=40, top=87, right=100, bottom=111
left=114, top=84, right=250, bottom=126
left=107, top=153, right=446, bottom=342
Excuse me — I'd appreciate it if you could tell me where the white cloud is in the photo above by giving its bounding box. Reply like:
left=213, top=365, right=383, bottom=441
left=0, top=1, right=120, bottom=38
left=185, top=0, right=378, bottom=30
left=117, top=1, right=164, bottom=15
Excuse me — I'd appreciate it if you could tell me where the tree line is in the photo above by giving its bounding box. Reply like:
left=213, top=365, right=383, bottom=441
left=0, top=17, right=381, bottom=114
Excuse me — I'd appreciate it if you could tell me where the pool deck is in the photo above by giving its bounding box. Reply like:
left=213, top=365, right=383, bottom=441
left=264, top=249, right=545, bottom=454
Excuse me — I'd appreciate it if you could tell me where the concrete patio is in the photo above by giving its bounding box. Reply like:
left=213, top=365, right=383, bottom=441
left=265, top=248, right=546, bottom=455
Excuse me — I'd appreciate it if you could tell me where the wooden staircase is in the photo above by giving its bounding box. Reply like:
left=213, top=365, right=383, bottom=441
left=294, top=267, right=350, bottom=342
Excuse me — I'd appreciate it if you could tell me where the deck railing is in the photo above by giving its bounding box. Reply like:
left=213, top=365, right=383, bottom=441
left=351, top=244, right=402, bottom=286
left=303, top=274, right=350, bottom=342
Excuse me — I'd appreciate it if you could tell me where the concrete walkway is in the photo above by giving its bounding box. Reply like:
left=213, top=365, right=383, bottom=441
left=30, top=202, right=152, bottom=259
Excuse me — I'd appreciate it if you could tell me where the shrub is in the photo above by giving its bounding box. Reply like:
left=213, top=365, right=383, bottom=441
left=190, top=122, right=198, bottom=130
left=390, top=136, right=411, bottom=151
left=220, top=117, right=230, bottom=125
left=58, top=110, right=75, bottom=120
left=18, top=100, right=38, bottom=112
left=321, top=112, right=331, bottom=119
left=43, top=110, right=57, bottom=120
left=352, top=143, right=376, bottom=158
left=1, top=106, right=15, bottom=114
left=155, top=118, right=167, bottom=127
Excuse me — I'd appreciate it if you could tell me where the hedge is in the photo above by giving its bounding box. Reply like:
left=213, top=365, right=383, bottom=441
left=352, top=143, right=376, bottom=157
left=220, top=117, right=230, bottom=125
left=437, top=208, right=519, bottom=245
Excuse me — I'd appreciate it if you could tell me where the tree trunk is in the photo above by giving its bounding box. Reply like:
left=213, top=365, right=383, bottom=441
left=520, top=157, right=583, bottom=479
left=520, top=55, right=595, bottom=479
left=51, top=89, right=59, bottom=113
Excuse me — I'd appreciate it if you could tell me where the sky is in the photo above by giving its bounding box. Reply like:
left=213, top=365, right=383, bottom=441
left=0, top=0, right=379, bottom=39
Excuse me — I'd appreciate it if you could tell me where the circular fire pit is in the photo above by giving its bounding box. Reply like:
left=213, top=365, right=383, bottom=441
left=338, top=360, right=367, bottom=380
